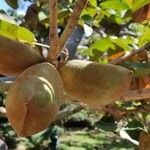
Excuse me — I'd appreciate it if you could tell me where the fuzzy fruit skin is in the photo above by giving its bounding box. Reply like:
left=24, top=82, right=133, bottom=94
left=58, top=60, right=132, bottom=109
left=6, top=63, right=64, bottom=137
left=0, top=36, right=44, bottom=76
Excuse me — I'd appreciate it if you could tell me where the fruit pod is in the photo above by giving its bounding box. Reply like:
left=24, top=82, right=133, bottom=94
left=58, top=60, right=132, bottom=109
left=5, top=63, right=64, bottom=137
left=0, top=36, right=45, bottom=76
left=138, top=131, right=150, bottom=150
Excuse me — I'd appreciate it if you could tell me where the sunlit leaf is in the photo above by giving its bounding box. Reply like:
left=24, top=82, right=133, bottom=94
left=0, top=20, right=36, bottom=44
left=111, top=37, right=133, bottom=50
left=81, top=6, right=97, bottom=18
left=123, top=0, right=133, bottom=7
left=108, top=51, right=125, bottom=61
left=100, top=0, right=129, bottom=11
left=89, top=0, right=97, bottom=7
left=125, top=0, right=150, bottom=12
left=90, top=38, right=115, bottom=52
left=139, top=28, right=150, bottom=46
left=132, top=0, right=150, bottom=12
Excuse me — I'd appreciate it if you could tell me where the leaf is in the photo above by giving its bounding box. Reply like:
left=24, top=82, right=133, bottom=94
left=131, top=62, right=150, bottom=77
left=81, top=15, right=94, bottom=26
left=100, top=0, right=129, bottom=11
left=95, top=115, right=117, bottom=132
left=0, top=19, right=36, bottom=44
left=5, top=0, right=18, bottom=9
left=89, top=0, right=97, bottom=7
left=108, top=51, right=125, bottom=61
left=139, top=28, right=150, bottom=46
left=90, top=38, right=115, bottom=52
left=123, top=0, right=133, bottom=7
left=111, top=37, right=133, bottom=50
left=128, top=0, right=150, bottom=12
left=81, top=6, right=97, bottom=18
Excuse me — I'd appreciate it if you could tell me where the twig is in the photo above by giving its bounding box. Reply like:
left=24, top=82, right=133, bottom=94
left=123, top=88, right=150, bottom=101
left=110, top=43, right=150, bottom=65
left=47, top=0, right=59, bottom=61
left=55, top=105, right=84, bottom=122
left=59, top=0, right=88, bottom=53
left=2, top=88, right=150, bottom=120
left=103, top=104, right=149, bottom=119
left=1, top=78, right=150, bottom=120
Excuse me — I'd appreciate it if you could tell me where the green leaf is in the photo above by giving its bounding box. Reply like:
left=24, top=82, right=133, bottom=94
left=81, top=15, right=94, bottom=26
left=139, top=28, right=150, bottom=46
left=100, top=0, right=129, bottom=11
left=90, top=38, right=115, bottom=52
left=131, top=0, right=150, bottom=12
left=111, top=37, right=133, bottom=50
left=89, top=0, right=97, bottom=7
left=123, top=0, right=133, bottom=7
left=5, top=0, right=18, bottom=9
left=131, top=62, right=150, bottom=77
left=81, top=6, right=97, bottom=18
left=124, top=0, right=150, bottom=12
left=0, top=20, right=36, bottom=44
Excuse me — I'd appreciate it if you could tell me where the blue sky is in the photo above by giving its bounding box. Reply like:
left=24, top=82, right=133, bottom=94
left=0, top=1, right=11, bottom=11
left=0, top=0, right=31, bottom=15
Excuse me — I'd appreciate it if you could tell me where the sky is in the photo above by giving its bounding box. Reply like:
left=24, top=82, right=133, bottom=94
left=0, top=0, right=31, bottom=15
left=0, top=1, right=11, bottom=11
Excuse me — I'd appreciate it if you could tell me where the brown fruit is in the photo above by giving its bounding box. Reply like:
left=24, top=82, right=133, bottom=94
left=58, top=60, right=132, bottom=109
left=5, top=63, right=64, bottom=137
left=0, top=36, right=44, bottom=76
left=139, top=131, right=150, bottom=150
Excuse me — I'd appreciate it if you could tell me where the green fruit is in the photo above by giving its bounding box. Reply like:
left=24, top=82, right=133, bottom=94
left=6, top=63, right=64, bottom=137
left=0, top=36, right=44, bottom=76
left=58, top=60, right=132, bottom=109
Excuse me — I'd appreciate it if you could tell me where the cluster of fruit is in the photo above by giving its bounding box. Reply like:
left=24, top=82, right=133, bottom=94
left=0, top=36, right=132, bottom=137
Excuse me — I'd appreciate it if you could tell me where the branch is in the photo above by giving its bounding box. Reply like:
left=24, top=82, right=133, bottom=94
left=55, top=105, right=84, bottom=122
left=123, top=88, right=150, bottom=101
left=59, top=0, right=88, bottom=53
left=110, top=43, right=150, bottom=65
left=47, top=0, right=59, bottom=61
left=0, top=88, right=150, bottom=122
